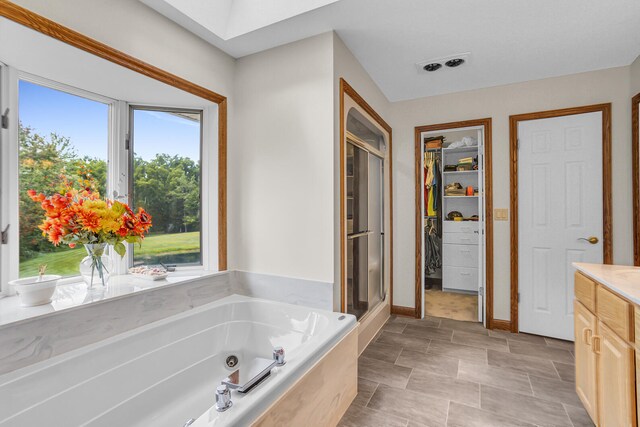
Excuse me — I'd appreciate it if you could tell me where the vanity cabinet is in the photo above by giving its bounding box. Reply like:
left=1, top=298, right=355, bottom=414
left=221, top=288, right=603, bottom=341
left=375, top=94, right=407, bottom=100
left=574, top=271, right=637, bottom=427
left=598, top=320, right=635, bottom=427
left=574, top=300, right=598, bottom=422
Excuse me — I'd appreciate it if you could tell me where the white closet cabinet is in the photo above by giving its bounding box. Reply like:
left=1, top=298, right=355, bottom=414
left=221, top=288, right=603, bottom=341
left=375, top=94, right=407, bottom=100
left=441, top=132, right=484, bottom=300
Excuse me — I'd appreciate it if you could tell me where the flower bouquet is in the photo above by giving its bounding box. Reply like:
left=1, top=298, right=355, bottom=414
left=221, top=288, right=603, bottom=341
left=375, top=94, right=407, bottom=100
left=28, top=180, right=152, bottom=288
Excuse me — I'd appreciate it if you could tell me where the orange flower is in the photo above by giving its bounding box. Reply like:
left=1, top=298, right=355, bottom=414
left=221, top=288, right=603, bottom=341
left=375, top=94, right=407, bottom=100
left=137, top=208, right=152, bottom=225
left=78, top=209, right=101, bottom=232
left=28, top=184, right=152, bottom=249
left=49, top=226, right=63, bottom=246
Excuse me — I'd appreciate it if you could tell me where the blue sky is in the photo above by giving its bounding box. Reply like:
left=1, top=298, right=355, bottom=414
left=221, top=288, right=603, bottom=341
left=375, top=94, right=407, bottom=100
left=18, top=80, right=200, bottom=161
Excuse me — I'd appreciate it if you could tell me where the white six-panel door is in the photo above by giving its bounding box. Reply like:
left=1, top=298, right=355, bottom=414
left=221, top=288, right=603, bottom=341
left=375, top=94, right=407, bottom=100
left=518, top=112, right=603, bottom=340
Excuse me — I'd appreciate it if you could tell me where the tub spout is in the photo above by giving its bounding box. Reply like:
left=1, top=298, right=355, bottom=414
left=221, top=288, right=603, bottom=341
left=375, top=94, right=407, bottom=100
left=215, top=384, right=233, bottom=412
left=273, top=346, right=286, bottom=366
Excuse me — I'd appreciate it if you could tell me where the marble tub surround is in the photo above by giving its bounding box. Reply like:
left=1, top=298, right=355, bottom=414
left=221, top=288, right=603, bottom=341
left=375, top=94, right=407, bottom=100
left=231, top=270, right=334, bottom=311
left=0, top=269, right=341, bottom=376
left=573, top=263, right=640, bottom=304
left=339, top=315, right=593, bottom=427
left=0, top=270, right=225, bottom=327
left=0, top=271, right=232, bottom=375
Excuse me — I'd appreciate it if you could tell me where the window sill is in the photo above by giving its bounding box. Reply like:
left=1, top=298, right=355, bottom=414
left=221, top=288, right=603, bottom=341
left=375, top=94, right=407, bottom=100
left=0, top=270, right=223, bottom=328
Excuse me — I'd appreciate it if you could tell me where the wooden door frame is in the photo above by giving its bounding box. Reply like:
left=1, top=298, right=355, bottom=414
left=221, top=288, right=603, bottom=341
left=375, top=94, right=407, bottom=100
left=0, top=1, right=229, bottom=269
left=632, top=93, right=640, bottom=266
left=509, top=104, right=612, bottom=333
left=339, top=78, right=394, bottom=314
left=414, top=119, right=495, bottom=324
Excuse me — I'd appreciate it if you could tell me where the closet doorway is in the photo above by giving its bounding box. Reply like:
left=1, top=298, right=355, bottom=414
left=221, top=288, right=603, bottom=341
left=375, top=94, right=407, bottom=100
left=414, top=119, right=493, bottom=326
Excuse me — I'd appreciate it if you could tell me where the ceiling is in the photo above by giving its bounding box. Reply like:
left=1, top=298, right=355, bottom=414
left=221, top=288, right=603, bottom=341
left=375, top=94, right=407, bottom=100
left=141, top=0, right=640, bottom=102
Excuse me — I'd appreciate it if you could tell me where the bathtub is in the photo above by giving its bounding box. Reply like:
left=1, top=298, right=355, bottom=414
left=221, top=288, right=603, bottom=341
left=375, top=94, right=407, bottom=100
left=0, top=294, right=357, bottom=426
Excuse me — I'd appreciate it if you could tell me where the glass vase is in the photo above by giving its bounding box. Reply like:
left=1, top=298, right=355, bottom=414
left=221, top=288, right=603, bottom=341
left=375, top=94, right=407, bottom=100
left=80, top=243, right=113, bottom=289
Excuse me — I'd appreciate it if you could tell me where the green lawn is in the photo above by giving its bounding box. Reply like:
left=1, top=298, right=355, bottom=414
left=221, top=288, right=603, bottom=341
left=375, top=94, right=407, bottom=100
left=19, top=232, right=200, bottom=277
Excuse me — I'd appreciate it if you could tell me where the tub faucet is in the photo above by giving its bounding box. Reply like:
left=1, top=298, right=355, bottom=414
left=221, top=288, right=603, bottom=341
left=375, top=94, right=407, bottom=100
left=273, top=346, right=286, bottom=366
left=215, top=384, right=233, bottom=412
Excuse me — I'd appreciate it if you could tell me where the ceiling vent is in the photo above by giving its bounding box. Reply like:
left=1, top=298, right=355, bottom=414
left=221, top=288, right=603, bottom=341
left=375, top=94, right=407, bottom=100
left=416, top=52, right=470, bottom=74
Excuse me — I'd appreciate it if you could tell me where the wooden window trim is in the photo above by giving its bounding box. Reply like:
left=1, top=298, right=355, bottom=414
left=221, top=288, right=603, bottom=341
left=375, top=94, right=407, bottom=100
left=0, top=1, right=228, bottom=269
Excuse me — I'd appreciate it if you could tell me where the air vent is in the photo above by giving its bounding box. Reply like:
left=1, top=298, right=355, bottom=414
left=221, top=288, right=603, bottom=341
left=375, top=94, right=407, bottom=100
left=445, top=58, right=465, bottom=68
left=416, top=52, right=470, bottom=74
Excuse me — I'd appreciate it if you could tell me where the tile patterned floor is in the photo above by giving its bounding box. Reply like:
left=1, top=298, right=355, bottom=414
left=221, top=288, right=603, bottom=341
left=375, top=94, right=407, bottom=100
left=339, top=315, right=594, bottom=427
left=424, top=290, right=477, bottom=322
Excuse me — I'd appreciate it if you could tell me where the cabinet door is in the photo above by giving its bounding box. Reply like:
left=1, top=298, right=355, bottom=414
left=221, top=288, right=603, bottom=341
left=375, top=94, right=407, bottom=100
left=574, top=300, right=598, bottom=423
left=597, top=320, right=637, bottom=427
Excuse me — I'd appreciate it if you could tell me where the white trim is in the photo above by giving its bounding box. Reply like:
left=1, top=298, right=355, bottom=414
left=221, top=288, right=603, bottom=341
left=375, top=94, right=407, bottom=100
left=1, top=65, right=19, bottom=295
left=202, top=104, right=218, bottom=271
left=18, top=70, right=116, bottom=106
left=111, top=100, right=129, bottom=275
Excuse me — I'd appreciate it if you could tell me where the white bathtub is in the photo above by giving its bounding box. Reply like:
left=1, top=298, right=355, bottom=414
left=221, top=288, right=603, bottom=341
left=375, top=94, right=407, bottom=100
left=0, top=294, right=356, bottom=426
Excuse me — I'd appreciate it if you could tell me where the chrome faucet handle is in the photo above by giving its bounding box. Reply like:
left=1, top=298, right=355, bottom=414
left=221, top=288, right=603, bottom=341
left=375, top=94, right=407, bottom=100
left=215, top=384, right=233, bottom=412
left=273, top=346, right=286, bottom=366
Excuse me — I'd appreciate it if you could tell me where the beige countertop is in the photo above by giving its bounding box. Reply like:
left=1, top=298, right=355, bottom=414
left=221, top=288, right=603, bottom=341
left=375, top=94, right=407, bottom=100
left=573, top=263, right=640, bottom=304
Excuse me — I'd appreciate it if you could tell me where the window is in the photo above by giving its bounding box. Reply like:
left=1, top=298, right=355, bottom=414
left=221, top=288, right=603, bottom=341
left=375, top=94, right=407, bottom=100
left=0, top=67, right=217, bottom=295
left=18, top=79, right=109, bottom=277
left=130, top=107, right=203, bottom=267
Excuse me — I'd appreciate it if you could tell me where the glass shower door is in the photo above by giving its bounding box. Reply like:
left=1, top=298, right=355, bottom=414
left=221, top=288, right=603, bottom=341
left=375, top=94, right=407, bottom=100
left=368, top=155, right=384, bottom=308
left=346, top=141, right=385, bottom=320
left=346, top=143, right=369, bottom=319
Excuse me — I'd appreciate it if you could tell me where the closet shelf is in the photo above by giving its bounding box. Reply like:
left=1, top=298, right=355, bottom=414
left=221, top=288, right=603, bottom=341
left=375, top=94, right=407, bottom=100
left=442, top=146, right=479, bottom=155
left=443, top=195, right=479, bottom=198
left=443, top=170, right=478, bottom=175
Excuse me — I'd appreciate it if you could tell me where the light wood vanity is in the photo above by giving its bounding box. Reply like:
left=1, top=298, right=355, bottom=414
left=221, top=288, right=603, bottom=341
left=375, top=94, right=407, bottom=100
left=574, top=263, right=640, bottom=427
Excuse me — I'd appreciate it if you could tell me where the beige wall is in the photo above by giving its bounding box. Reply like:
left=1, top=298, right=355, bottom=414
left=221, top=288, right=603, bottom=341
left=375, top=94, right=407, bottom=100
left=230, top=33, right=336, bottom=282
left=632, top=55, right=640, bottom=95
left=390, top=67, right=634, bottom=320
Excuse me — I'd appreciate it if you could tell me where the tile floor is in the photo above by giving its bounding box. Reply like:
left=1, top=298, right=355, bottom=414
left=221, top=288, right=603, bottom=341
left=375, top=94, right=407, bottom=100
left=338, top=315, right=594, bottom=427
left=424, top=290, right=477, bottom=322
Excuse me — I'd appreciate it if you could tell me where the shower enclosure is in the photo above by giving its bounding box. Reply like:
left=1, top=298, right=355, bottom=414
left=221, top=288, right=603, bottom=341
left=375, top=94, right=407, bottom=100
left=345, top=110, right=386, bottom=320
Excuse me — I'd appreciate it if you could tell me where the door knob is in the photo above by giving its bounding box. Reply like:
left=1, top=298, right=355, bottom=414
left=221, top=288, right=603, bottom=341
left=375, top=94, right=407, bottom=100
left=578, top=236, right=599, bottom=244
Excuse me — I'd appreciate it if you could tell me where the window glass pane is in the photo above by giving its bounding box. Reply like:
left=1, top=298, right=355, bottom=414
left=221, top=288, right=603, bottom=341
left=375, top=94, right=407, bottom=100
left=131, top=108, right=202, bottom=266
left=18, top=80, right=108, bottom=277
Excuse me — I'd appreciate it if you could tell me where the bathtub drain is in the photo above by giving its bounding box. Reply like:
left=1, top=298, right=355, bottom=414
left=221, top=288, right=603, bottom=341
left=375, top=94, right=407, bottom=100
left=226, top=355, right=239, bottom=368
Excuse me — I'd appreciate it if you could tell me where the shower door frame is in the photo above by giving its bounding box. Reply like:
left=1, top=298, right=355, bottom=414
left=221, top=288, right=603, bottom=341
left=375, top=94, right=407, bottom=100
left=345, top=134, right=385, bottom=318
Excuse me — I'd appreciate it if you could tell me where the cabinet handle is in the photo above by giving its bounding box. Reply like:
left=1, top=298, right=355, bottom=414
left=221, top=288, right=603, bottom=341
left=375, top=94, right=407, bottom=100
left=582, top=328, right=592, bottom=345
left=591, top=335, right=601, bottom=354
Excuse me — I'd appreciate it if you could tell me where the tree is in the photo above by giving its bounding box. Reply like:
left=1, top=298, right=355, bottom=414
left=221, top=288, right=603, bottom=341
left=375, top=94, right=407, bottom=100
left=19, top=121, right=200, bottom=263
left=19, top=123, right=107, bottom=260
left=133, top=154, right=200, bottom=234
left=19, top=123, right=77, bottom=258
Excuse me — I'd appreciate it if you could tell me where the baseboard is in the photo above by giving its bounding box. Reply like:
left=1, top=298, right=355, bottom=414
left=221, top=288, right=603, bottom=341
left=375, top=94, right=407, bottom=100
left=489, top=319, right=512, bottom=331
left=391, top=305, right=416, bottom=318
